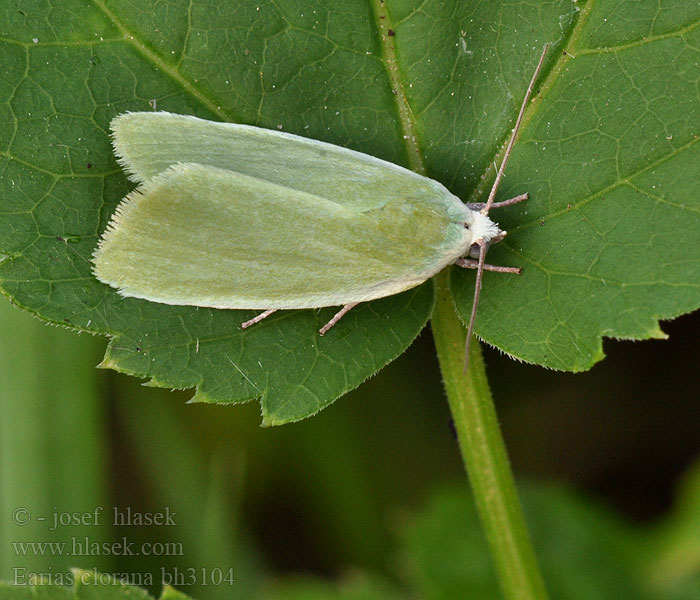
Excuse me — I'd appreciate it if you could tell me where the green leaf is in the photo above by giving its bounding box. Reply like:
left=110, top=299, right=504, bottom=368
left=0, top=569, right=194, bottom=599
left=400, top=484, right=651, bottom=600
left=259, top=573, right=405, bottom=600
left=1, top=1, right=698, bottom=421
left=398, top=466, right=700, bottom=600
left=450, top=1, right=700, bottom=369
left=640, top=460, right=700, bottom=599
left=249, top=470, right=700, bottom=599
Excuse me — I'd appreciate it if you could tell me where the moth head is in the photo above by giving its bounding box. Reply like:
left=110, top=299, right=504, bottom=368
left=465, top=211, right=506, bottom=258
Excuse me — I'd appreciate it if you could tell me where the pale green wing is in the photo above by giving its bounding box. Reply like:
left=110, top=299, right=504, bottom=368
left=111, top=112, right=468, bottom=219
left=94, top=163, right=471, bottom=309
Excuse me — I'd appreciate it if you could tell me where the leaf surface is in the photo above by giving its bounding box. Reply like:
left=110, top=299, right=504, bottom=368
left=0, top=569, right=192, bottom=599
left=0, top=1, right=698, bottom=421
left=451, top=0, right=700, bottom=368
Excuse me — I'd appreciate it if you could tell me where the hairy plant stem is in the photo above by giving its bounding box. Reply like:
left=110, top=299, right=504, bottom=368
left=431, top=270, right=549, bottom=600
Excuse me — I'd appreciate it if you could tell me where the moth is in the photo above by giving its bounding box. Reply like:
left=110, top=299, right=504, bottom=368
left=94, top=46, right=548, bottom=369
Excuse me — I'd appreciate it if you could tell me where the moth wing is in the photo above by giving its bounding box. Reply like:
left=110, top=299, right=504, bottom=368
left=111, top=112, right=469, bottom=220
left=94, top=163, right=471, bottom=309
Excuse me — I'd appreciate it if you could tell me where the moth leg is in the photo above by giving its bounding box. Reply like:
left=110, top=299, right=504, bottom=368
left=467, top=193, right=528, bottom=211
left=240, top=309, right=277, bottom=329
left=455, top=258, right=521, bottom=274
left=319, top=302, right=358, bottom=336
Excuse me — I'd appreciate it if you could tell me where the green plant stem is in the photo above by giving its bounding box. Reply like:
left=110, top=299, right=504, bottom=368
left=431, top=270, right=549, bottom=600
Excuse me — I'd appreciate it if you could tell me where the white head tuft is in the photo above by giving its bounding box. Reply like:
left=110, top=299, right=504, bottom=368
left=466, top=211, right=505, bottom=258
left=469, top=211, right=503, bottom=244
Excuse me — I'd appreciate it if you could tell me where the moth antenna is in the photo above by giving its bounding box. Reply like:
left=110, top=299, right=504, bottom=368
left=463, top=242, right=488, bottom=373
left=482, top=44, right=549, bottom=216
left=465, top=45, right=548, bottom=369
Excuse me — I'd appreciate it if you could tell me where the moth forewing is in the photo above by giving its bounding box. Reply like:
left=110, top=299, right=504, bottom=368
left=93, top=162, right=472, bottom=310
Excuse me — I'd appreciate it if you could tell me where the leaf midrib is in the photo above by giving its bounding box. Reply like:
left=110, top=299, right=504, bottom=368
left=369, top=0, right=426, bottom=175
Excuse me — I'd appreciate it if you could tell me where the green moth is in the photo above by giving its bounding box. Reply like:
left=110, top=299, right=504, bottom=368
left=94, top=48, right=548, bottom=363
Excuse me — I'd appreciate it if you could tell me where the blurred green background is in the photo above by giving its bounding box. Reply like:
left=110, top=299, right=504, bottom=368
left=1, top=297, right=698, bottom=599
